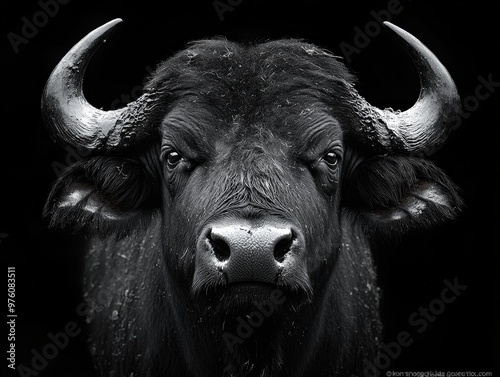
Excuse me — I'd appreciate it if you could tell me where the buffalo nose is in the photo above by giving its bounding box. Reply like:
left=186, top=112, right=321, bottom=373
left=206, top=222, right=296, bottom=284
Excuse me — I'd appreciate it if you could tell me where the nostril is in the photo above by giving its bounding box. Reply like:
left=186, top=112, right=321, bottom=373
left=208, top=231, right=231, bottom=262
left=274, top=232, right=294, bottom=263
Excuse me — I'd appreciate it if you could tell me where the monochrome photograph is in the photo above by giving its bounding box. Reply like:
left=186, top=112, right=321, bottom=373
left=3, top=0, right=499, bottom=376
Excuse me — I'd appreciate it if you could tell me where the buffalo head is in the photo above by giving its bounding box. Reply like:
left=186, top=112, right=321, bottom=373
left=42, top=19, right=462, bottom=377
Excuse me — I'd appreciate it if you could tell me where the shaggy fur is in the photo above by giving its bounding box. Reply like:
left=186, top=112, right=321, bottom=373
left=44, top=38, right=461, bottom=377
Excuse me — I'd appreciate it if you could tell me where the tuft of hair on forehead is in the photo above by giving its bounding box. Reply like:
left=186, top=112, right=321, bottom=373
left=143, top=38, right=360, bottom=124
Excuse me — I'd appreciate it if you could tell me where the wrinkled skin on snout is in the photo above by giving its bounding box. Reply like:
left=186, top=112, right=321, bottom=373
left=43, top=20, right=462, bottom=377
left=163, top=102, right=343, bottom=296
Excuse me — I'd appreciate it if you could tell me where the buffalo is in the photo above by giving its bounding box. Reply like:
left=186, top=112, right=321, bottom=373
left=42, top=19, right=462, bottom=377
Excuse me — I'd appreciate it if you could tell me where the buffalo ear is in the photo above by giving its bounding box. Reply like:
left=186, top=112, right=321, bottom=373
left=343, top=156, right=463, bottom=236
left=44, top=156, right=159, bottom=239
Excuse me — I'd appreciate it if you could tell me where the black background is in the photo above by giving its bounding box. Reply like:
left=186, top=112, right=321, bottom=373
left=3, top=0, right=499, bottom=376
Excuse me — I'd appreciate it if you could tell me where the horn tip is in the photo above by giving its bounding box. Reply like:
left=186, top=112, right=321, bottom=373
left=101, top=18, right=123, bottom=32
left=109, top=18, right=124, bottom=25
left=382, top=21, right=404, bottom=35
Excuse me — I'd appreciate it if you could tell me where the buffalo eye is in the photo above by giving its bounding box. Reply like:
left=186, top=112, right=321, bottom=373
left=166, top=151, right=182, bottom=167
left=322, top=151, right=339, bottom=168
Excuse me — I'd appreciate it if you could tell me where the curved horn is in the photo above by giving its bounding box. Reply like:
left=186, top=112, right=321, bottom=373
left=41, top=19, right=158, bottom=155
left=351, top=22, right=461, bottom=155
